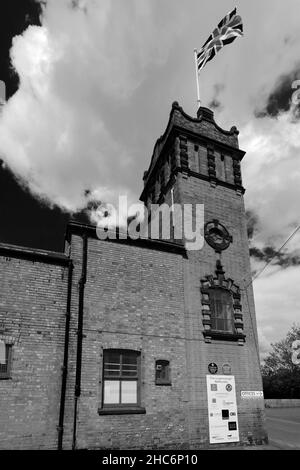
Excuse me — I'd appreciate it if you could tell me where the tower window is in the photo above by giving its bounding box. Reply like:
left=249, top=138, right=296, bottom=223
left=0, top=341, right=12, bottom=379
left=155, top=360, right=171, bottom=385
left=102, top=349, right=141, bottom=406
left=209, top=288, right=234, bottom=333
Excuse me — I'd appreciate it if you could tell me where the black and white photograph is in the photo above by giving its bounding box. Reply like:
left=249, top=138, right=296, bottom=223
left=0, top=0, right=299, bottom=456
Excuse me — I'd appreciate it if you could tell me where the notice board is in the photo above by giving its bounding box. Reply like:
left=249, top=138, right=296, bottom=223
left=206, top=374, right=239, bottom=444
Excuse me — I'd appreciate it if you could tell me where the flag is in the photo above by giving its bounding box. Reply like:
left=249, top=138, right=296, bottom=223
left=197, top=8, right=243, bottom=71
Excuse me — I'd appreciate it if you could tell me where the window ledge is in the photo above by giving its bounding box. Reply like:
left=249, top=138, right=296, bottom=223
left=203, top=330, right=246, bottom=342
left=98, top=406, right=146, bottom=415
left=155, top=382, right=172, bottom=386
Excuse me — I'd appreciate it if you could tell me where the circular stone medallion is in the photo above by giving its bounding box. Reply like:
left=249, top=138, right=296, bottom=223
left=204, top=220, right=232, bottom=252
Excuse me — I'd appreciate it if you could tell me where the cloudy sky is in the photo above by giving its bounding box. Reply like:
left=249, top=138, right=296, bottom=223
left=0, top=0, right=299, bottom=356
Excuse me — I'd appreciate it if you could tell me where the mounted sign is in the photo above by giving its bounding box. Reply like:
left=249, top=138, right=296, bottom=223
left=208, top=362, right=218, bottom=374
left=222, top=363, right=231, bottom=375
left=241, top=391, right=264, bottom=399
left=206, top=375, right=239, bottom=444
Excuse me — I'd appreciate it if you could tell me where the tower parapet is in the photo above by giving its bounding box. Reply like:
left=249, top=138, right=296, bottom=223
left=141, top=101, right=245, bottom=208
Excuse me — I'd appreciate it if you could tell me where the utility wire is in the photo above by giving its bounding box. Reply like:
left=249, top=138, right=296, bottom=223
left=245, top=222, right=300, bottom=291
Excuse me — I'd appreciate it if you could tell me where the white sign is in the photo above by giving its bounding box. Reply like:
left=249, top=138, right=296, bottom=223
left=241, top=391, right=264, bottom=399
left=206, top=375, right=239, bottom=444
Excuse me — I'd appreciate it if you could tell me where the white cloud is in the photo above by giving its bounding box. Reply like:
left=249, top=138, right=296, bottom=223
left=0, top=0, right=299, bottom=351
left=0, top=0, right=187, bottom=212
left=255, top=265, right=300, bottom=351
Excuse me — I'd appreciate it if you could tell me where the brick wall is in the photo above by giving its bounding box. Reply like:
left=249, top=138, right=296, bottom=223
left=140, top=102, right=268, bottom=447
left=0, top=249, right=68, bottom=449
left=0, top=102, right=268, bottom=450
left=176, top=173, right=268, bottom=447
left=63, top=234, right=189, bottom=450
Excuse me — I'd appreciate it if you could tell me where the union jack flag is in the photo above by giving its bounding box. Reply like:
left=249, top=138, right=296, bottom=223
left=197, top=8, right=243, bottom=71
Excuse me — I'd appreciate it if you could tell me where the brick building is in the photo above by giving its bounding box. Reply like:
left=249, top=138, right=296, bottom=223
left=0, top=102, right=268, bottom=449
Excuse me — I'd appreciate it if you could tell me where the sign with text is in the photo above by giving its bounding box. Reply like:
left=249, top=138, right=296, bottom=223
left=241, top=391, right=264, bottom=399
left=206, top=375, right=239, bottom=444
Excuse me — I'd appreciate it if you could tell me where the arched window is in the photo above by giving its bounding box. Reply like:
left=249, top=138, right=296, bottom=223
left=200, top=260, right=245, bottom=343
left=209, top=288, right=234, bottom=333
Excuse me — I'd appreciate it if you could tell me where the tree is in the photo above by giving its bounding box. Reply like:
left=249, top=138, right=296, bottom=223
left=261, top=324, right=300, bottom=399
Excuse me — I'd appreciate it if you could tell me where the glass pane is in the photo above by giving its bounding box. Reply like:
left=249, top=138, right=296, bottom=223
left=122, top=370, right=137, bottom=377
left=105, top=351, right=120, bottom=364
left=104, top=364, right=121, bottom=377
left=210, top=288, right=233, bottom=332
left=104, top=380, right=120, bottom=404
left=121, top=381, right=137, bottom=404
left=122, top=353, right=137, bottom=365
left=215, top=299, right=223, bottom=318
left=122, top=363, right=137, bottom=377
left=0, top=344, right=8, bottom=374
left=156, top=360, right=169, bottom=382
left=104, top=351, right=121, bottom=377
left=121, top=352, right=138, bottom=377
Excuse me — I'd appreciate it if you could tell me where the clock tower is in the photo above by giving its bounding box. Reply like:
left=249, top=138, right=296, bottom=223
left=140, top=102, right=267, bottom=446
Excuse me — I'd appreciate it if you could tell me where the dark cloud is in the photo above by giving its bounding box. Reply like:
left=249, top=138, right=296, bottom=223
left=246, top=209, right=259, bottom=240
left=250, top=245, right=300, bottom=268
left=71, top=0, right=88, bottom=13
left=254, top=64, right=300, bottom=119
left=246, top=211, right=300, bottom=270
left=208, top=98, right=222, bottom=110
left=208, top=83, right=225, bottom=111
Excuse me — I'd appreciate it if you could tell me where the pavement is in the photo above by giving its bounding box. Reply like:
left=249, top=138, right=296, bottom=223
left=265, top=407, right=300, bottom=450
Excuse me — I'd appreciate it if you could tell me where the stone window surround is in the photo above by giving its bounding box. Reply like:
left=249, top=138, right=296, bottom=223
left=200, top=261, right=245, bottom=345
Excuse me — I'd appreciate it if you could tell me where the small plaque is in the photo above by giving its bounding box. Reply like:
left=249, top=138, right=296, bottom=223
left=208, top=362, right=218, bottom=374
left=222, top=363, right=231, bottom=375
left=241, top=391, right=264, bottom=399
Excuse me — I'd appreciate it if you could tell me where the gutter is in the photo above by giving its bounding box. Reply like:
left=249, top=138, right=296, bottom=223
left=72, top=233, right=88, bottom=450
left=57, top=259, right=73, bottom=450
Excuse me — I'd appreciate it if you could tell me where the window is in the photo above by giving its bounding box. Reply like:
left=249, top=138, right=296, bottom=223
left=209, top=288, right=234, bottom=333
left=99, top=349, right=145, bottom=414
left=155, top=360, right=171, bottom=385
left=0, top=341, right=12, bottom=379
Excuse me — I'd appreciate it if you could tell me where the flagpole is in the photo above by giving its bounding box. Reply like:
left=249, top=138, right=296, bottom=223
left=194, top=48, right=201, bottom=110
left=170, top=187, right=174, bottom=228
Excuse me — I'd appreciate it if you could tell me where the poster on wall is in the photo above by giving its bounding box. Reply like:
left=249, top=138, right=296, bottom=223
left=206, top=375, right=239, bottom=444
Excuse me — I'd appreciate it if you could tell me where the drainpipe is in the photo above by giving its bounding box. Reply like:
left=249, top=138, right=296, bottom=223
left=72, top=234, right=88, bottom=450
left=57, top=260, right=73, bottom=450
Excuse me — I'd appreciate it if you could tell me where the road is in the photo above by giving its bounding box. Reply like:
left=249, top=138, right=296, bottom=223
left=265, top=407, right=300, bottom=449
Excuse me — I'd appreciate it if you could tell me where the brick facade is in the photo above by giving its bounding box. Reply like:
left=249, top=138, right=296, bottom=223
left=0, top=103, right=268, bottom=449
left=0, top=245, right=69, bottom=449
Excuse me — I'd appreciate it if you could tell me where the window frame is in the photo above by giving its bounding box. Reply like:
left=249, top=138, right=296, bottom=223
left=155, top=359, right=171, bottom=386
left=99, top=349, right=146, bottom=415
left=201, top=262, right=245, bottom=343
left=0, top=343, right=12, bottom=380
left=209, top=287, right=235, bottom=334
